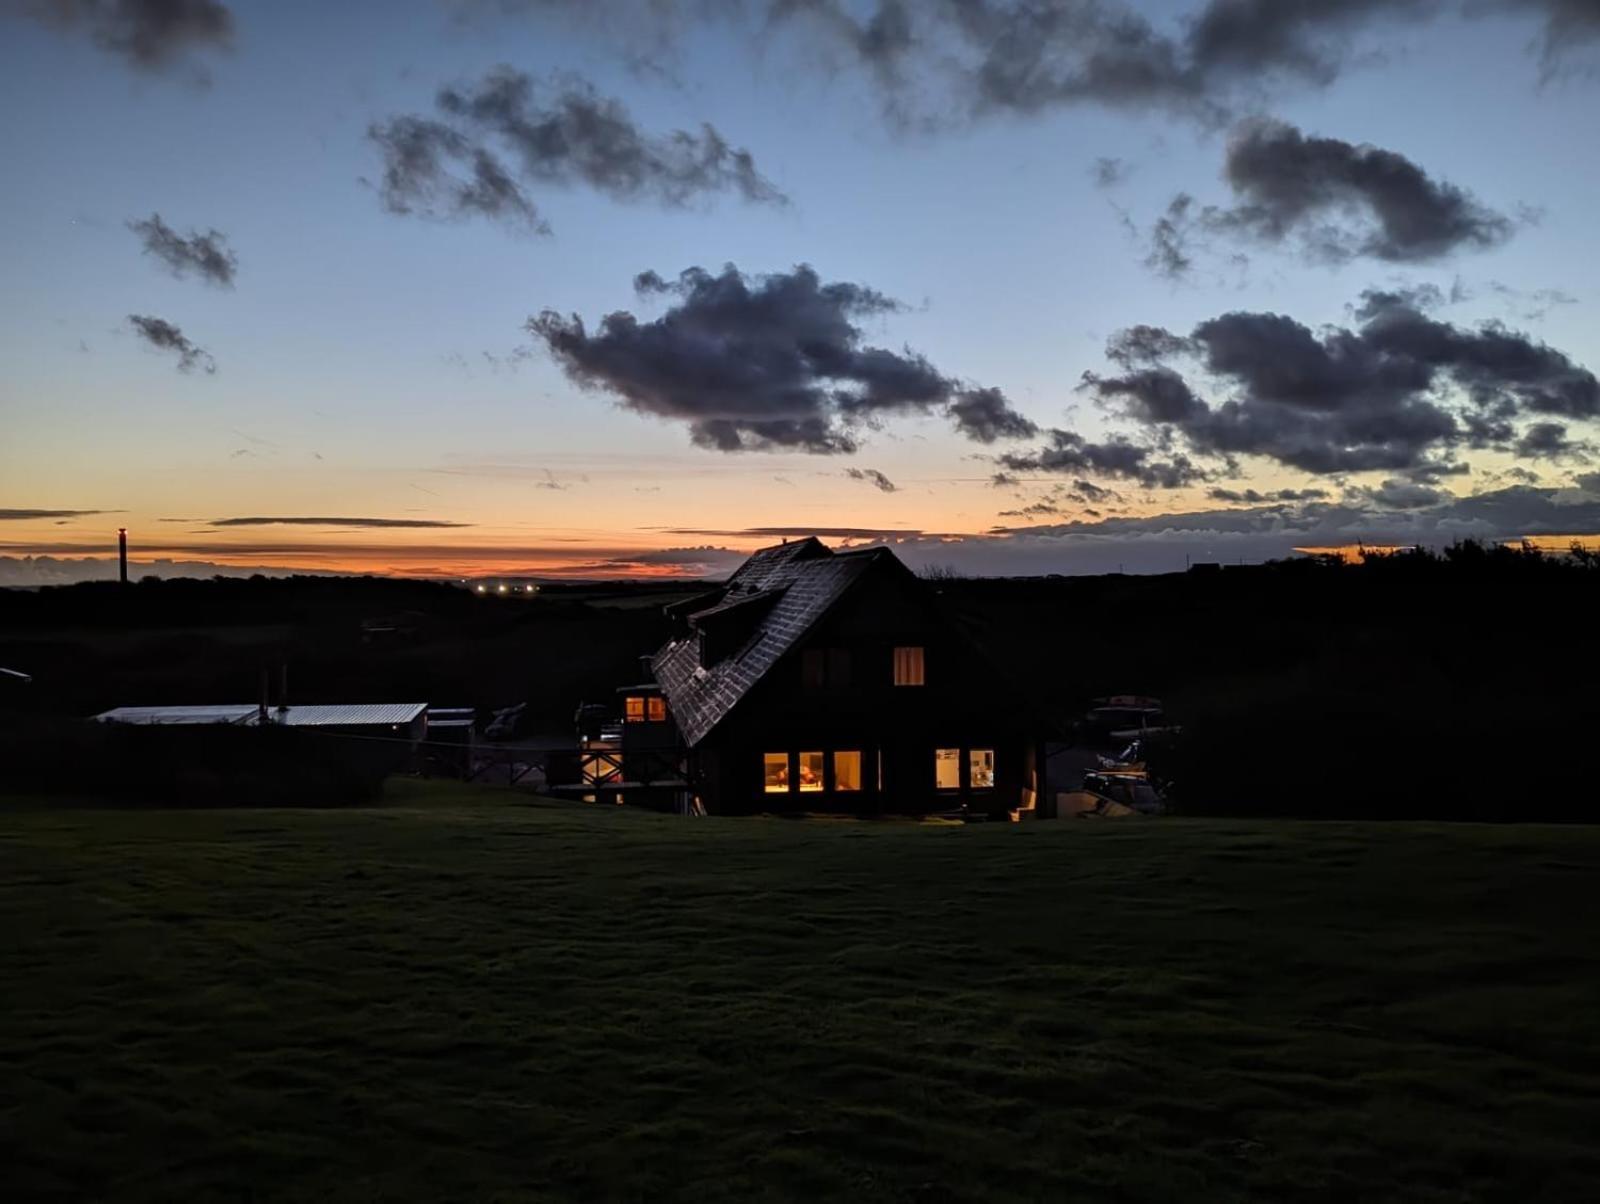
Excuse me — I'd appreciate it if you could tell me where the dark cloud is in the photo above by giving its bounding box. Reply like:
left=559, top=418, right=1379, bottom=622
left=980, top=484, right=1600, bottom=567
left=1091, top=156, right=1130, bottom=187
left=370, top=67, right=784, bottom=231
left=1492, top=0, right=1600, bottom=74
left=1144, top=194, right=1199, bottom=279
left=19, top=0, right=233, bottom=73
left=947, top=387, right=1039, bottom=442
left=1072, top=289, right=1599, bottom=479
left=0, top=508, right=119, bottom=521
left=661, top=526, right=939, bottom=540
left=1514, top=421, right=1593, bottom=459
left=1207, top=487, right=1330, bottom=503
left=1348, top=478, right=1450, bottom=509
left=530, top=264, right=1025, bottom=453
left=466, top=2, right=1596, bottom=125
left=127, top=314, right=214, bottom=373
left=845, top=467, right=898, bottom=492
left=368, top=115, right=547, bottom=230
left=1205, top=119, right=1514, bottom=264
left=997, top=429, right=1208, bottom=489
left=208, top=517, right=473, bottom=529
left=127, top=213, right=237, bottom=286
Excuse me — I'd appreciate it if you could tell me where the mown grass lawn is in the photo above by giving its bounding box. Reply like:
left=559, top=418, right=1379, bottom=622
left=3, top=785, right=1598, bottom=1202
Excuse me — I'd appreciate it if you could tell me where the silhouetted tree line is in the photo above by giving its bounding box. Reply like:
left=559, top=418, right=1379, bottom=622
left=945, top=540, right=1599, bottom=822
left=0, top=574, right=686, bottom=732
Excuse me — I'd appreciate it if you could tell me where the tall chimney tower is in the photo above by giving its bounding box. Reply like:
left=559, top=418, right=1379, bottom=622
left=117, top=527, right=128, bottom=585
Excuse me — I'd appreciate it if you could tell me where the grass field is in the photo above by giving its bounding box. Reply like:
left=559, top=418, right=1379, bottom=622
left=4, top=787, right=1599, bottom=1202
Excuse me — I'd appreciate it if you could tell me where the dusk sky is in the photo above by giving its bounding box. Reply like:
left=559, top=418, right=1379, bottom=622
left=4, top=0, right=1600, bottom=583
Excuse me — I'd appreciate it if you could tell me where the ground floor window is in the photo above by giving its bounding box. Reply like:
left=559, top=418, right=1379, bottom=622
left=833, top=750, right=862, bottom=791
left=764, top=752, right=790, bottom=793
left=970, top=748, right=996, bottom=790
left=798, top=751, right=825, bottom=792
left=935, top=747, right=961, bottom=790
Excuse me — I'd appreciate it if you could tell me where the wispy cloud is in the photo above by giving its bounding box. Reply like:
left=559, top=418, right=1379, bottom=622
left=0, top=508, right=121, bottom=521
left=128, top=315, right=215, bottom=373
left=207, top=516, right=473, bottom=529
left=127, top=213, right=238, bottom=286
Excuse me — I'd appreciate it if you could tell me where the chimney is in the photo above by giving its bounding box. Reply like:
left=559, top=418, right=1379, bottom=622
left=118, top=528, right=128, bottom=585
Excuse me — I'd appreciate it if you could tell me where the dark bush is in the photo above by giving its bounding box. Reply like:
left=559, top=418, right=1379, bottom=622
left=0, top=718, right=392, bottom=807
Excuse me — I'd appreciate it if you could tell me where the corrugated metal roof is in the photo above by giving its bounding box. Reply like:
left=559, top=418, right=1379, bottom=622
left=94, top=703, right=428, bottom=727
left=269, top=703, right=429, bottom=727
left=652, top=539, right=885, bottom=747
left=95, top=704, right=258, bottom=726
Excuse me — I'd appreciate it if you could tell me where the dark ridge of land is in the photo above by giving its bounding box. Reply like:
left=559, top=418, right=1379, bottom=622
left=2, top=546, right=1596, bottom=817
left=3, top=791, right=1598, bottom=1202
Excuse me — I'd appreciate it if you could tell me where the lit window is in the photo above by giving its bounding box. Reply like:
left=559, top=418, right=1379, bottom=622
left=624, top=696, right=645, bottom=723
left=970, top=748, right=996, bottom=790
left=833, top=750, right=862, bottom=792
left=893, top=646, right=925, bottom=686
left=935, top=747, right=960, bottom=790
left=798, top=751, right=825, bottom=792
left=764, top=753, right=790, bottom=793
left=647, top=696, right=667, bottom=722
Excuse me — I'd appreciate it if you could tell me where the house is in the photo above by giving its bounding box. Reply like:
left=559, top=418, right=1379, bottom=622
left=650, top=537, right=1043, bottom=817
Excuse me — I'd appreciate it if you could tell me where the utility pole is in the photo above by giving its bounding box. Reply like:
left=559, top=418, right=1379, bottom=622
left=118, top=527, right=128, bottom=585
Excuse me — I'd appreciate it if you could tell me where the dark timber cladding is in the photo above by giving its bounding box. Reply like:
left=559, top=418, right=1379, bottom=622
left=653, top=537, right=1043, bottom=816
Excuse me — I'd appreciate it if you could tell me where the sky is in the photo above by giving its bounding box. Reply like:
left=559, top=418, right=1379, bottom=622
left=3, top=0, right=1600, bottom=584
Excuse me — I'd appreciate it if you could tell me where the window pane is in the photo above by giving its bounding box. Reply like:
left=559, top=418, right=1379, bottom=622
left=834, top=750, right=862, bottom=791
left=647, top=696, right=667, bottom=722
left=935, top=747, right=960, bottom=790
left=624, top=696, right=645, bottom=722
left=828, top=648, right=852, bottom=688
left=970, top=748, right=996, bottom=789
left=801, top=648, right=826, bottom=688
left=764, top=753, right=790, bottom=793
left=893, top=646, right=925, bottom=686
left=798, top=751, right=825, bottom=792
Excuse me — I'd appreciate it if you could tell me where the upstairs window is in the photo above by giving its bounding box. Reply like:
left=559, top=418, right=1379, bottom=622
left=893, top=645, right=925, bottom=686
left=802, top=647, right=852, bottom=688
left=647, top=696, right=667, bottom=723
left=624, top=696, right=646, bottom=723
left=763, top=753, right=790, bottom=793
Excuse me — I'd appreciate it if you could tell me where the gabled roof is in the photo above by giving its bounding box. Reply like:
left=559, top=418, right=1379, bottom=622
left=651, top=537, right=887, bottom=746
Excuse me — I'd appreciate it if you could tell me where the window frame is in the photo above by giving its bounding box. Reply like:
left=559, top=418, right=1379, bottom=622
left=763, top=752, right=792, bottom=794
left=624, top=696, right=646, bottom=723
left=934, top=746, right=961, bottom=791
left=969, top=748, right=997, bottom=791
left=892, top=645, right=926, bottom=687
left=797, top=750, right=825, bottom=793
left=832, top=749, right=863, bottom=792
left=646, top=696, right=667, bottom=723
